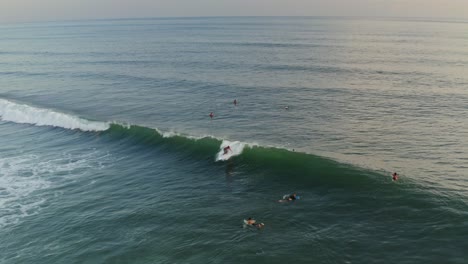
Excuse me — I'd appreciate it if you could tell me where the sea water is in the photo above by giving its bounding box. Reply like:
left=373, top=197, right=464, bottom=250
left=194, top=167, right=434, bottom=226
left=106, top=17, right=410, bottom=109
left=0, top=17, right=467, bottom=263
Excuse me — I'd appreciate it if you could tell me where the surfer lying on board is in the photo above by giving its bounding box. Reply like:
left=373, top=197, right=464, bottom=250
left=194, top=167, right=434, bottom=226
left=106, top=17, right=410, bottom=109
left=246, top=217, right=256, bottom=225
left=245, top=217, right=264, bottom=228
left=223, top=146, right=232, bottom=155
left=278, top=193, right=298, bottom=202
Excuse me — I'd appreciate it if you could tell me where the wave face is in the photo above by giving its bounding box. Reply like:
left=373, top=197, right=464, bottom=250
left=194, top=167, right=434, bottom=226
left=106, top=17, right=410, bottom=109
left=0, top=98, right=451, bottom=194
left=0, top=98, right=399, bottom=184
left=0, top=99, right=374, bottom=188
left=101, top=123, right=386, bottom=191
left=0, top=99, right=109, bottom=132
left=0, top=99, right=454, bottom=218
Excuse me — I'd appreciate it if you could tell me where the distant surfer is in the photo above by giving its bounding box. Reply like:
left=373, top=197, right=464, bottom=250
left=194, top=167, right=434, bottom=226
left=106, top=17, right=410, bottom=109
left=233, top=99, right=237, bottom=106
left=288, top=193, right=298, bottom=201
left=392, top=172, right=399, bottom=181
left=245, top=217, right=256, bottom=225
left=245, top=217, right=264, bottom=228
left=278, top=193, right=298, bottom=202
left=223, top=146, right=232, bottom=155
left=209, top=112, right=214, bottom=119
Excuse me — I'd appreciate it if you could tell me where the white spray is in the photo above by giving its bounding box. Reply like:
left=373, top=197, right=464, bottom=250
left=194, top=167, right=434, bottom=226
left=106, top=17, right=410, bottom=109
left=0, top=99, right=109, bottom=132
left=215, top=140, right=246, bottom=161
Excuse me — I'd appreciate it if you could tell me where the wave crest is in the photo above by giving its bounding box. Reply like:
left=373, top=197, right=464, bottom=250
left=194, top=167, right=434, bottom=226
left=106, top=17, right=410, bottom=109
left=0, top=99, right=109, bottom=131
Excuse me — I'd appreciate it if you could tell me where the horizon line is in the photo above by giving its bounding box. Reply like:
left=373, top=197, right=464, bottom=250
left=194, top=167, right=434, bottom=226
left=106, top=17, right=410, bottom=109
left=1, top=15, right=467, bottom=26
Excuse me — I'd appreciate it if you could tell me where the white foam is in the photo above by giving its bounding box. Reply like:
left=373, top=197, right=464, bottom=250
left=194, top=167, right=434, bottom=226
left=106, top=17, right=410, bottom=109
left=158, top=128, right=217, bottom=140
left=0, top=155, right=50, bottom=228
left=186, top=134, right=218, bottom=141
left=152, top=127, right=183, bottom=138
left=0, top=151, right=112, bottom=229
left=162, top=131, right=177, bottom=138
left=215, top=140, right=246, bottom=161
left=0, top=99, right=109, bottom=131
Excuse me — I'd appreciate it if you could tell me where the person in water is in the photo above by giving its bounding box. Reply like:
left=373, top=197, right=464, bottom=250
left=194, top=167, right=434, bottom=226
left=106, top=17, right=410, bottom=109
left=278, top=193, right=298, bottom=202
left=392, top=172, right=399, bottom=181
left=209, top=112, right=214, bottom=119
left=233, top=99, right=237, bottom=106
left=246, top=217, right=256, bottom=225
left=223, top=146, right=232, bottom=155
left=246, top=217, right=264, bottom=228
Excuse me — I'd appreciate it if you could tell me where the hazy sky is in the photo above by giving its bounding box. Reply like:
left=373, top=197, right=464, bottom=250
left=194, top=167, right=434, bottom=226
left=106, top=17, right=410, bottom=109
left=1, top=0, right=467, bottom=23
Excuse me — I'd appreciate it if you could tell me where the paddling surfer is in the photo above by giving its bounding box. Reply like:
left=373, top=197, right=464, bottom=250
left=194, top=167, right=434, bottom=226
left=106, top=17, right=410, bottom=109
left=245, top=217, right=264, bottom=228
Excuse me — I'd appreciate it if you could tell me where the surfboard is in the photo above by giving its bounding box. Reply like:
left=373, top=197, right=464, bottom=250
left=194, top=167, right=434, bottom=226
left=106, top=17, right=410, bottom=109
left=282, top=194, right=300, bottom=199
left=243, top=219, right=252, bottom=228
left=218, top=150, right=236, bottom=161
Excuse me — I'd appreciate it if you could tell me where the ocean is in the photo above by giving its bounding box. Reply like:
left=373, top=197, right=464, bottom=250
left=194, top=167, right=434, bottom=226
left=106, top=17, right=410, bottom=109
left=0, top=17, right=467, bottom=263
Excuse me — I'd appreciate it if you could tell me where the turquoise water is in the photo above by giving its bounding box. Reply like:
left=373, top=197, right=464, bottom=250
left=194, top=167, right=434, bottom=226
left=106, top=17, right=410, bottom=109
left=0, top=17, right=467, bottom=263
